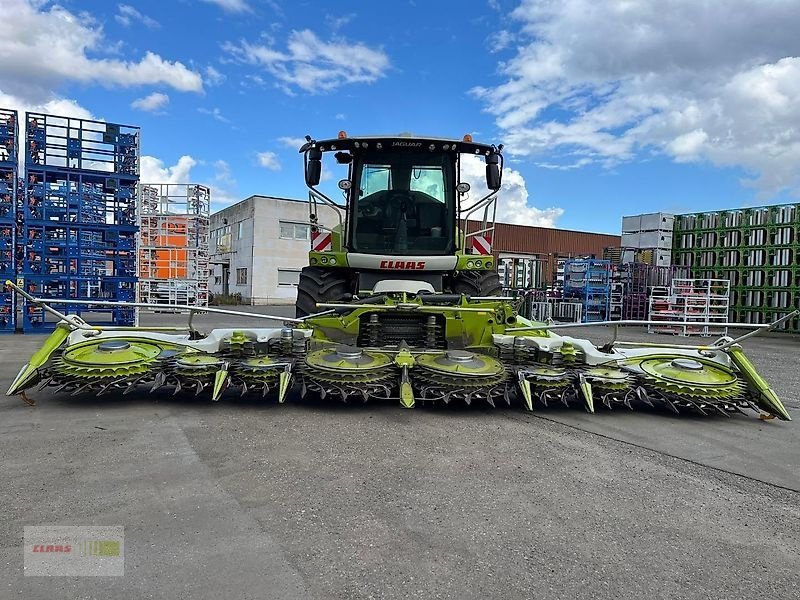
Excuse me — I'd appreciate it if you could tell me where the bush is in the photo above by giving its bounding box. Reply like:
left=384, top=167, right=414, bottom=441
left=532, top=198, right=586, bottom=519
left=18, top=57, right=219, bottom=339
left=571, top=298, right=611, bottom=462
left=210, top=292, right=243, bottom=306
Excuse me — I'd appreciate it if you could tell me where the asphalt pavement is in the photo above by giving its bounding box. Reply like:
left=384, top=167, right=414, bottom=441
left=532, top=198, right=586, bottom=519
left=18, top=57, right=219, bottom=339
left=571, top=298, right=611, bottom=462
left=1, top=307, right=799, bottom=599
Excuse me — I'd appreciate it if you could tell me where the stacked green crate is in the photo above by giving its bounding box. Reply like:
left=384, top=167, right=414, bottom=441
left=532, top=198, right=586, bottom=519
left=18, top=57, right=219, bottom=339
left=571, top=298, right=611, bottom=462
left=673, top=204, right=799, bottom=331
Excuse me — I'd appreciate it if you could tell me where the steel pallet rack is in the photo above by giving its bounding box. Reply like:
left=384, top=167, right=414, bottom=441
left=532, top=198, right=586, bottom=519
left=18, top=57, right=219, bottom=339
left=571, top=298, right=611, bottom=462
left=137, top=183, right=210, bottom=307
left=22, top=112, right=139, bottom=330
left=563, top=259, right=611, bottom=322
left=673, top=204, right=800, bottom=332
left=648, top=278, right=730, bottom=336
left=0, top=108, right=18, bottom=332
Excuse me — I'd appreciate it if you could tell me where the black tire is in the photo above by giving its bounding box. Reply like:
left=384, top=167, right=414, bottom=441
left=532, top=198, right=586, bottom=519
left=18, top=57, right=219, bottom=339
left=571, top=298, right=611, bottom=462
left=451, top=270, right=503, bottom=297
left=295, top=266, right=351, bottom=318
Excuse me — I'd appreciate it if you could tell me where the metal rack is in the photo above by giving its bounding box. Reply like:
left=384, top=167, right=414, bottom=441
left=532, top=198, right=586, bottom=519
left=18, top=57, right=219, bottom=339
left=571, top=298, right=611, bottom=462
left=563, top=259, right=611, bottom=322
left=673, top=204, right=800, bottom=332
left=21, top=112, right=140, bottom=330
left=613, top=263, right=689, bottom=321
left=137, top=183, right=210, bottom=307
left=0, top=108, right=18, bottom=332
left=648, top=278, right=730, bottom=336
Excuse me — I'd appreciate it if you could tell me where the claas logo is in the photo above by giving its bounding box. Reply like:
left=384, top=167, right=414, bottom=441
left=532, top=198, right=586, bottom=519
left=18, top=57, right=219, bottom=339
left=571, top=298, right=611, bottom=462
left=379, top=260, right=426, bottom=270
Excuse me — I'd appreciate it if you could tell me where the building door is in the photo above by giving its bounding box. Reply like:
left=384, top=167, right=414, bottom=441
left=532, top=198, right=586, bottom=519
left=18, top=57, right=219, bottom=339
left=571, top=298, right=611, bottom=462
left=222, top=265, right=230, bottom=296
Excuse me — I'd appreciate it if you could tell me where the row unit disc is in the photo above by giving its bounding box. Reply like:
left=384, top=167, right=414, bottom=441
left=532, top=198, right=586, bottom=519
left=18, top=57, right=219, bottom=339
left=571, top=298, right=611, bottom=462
left=300, top=346, right=395, bottom=401
left=52, top=339, right=164, bottom=379
left=413, top=350, right=509, bottom=406
left=623, top=356, right=746, bottom=401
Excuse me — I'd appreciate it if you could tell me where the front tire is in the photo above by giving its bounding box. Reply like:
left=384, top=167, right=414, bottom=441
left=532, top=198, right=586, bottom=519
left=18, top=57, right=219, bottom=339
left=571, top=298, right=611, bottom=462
left=451, top=270, right=503, bottom=297
left=295, top=266, right=351, bottom=318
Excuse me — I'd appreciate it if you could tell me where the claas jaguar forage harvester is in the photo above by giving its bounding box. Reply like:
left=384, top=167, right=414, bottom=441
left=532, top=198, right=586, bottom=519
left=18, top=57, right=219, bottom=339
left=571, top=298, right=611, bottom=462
left=5, top=133, right=793, bottom=421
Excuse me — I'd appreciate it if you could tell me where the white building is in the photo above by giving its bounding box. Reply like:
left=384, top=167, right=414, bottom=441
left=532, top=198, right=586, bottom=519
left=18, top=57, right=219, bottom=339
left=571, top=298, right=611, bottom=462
left=209, top=195, right=340, bottom=305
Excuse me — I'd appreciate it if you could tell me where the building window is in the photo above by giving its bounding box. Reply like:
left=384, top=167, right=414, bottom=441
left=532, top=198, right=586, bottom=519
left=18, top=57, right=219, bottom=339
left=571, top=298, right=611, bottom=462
left=279, top=221, right=310, bottom=241
left=238, top=222, right=244, bottom=240
left=214, top=276, right=221, bottom=285
left=236, top=268, right=248, bottom=285
left=277, top=269, right=301, bottom=286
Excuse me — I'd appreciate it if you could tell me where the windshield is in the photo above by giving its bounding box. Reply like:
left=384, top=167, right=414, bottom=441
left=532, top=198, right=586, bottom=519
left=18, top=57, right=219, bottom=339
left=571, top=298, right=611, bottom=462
left=351, top=153, right=455, bottom=255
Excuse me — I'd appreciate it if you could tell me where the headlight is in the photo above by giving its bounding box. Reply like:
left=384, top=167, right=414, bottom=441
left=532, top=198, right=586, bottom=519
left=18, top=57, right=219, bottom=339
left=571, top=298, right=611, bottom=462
left=321, top=256, right=328, bottom=264
left=329, top=257, right=337, bottom=265
left=466, top=261, right=474, bottom=268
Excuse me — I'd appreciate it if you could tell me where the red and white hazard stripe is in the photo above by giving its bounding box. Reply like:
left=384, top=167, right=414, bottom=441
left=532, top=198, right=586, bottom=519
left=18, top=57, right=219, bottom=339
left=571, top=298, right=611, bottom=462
left=311, top=230, right=332, bottom=252
left=472, top=234, right=492, bottom=255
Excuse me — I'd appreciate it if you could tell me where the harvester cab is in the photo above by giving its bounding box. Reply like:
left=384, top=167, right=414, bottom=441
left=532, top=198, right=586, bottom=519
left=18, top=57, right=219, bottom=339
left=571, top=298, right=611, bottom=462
left=296, top=133, right=504, bottom=317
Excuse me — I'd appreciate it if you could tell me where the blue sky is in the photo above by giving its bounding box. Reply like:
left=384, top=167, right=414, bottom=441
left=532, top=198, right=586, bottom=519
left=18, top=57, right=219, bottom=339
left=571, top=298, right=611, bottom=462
left=2, top=0, right=799, bottom=234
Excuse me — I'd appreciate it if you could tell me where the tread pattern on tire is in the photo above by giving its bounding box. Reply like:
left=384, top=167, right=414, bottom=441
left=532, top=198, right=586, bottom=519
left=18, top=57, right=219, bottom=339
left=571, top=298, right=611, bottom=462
left=295, top=266, right=351, bottom=318
left=451, top=270, right=503, bottom=297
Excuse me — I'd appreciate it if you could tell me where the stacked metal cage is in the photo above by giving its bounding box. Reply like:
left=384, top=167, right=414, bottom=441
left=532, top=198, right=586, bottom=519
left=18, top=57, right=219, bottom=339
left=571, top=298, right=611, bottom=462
left=137, top=183, right=210, bottom=307
left=0, top=108, right=18, bottom=332
left=614, top=263, right=689, bottom=321
left=673, top=205, right=800, bottom=332
left=22, top=113, right=140, bottom=330
left=563, top=259, right=611, bottom=322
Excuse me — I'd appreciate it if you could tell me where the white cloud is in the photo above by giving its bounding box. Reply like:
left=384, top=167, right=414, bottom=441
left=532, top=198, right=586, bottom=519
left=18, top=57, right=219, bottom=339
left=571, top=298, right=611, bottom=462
left=200, top=0, right=251, bottom=13
left=131, top=92, right=169, bottom=112
left=116, top=4, right=160, bottom=29
left=277, top=136, right=307, bottom=149
left=325, top=14, right=355, bottom=31
left=223, top=29, right=389, bottom=93
left=198, top=107, right=230, bottom=123
left=0, top=0, right=203, bottom=102
left=335, top=113, right=346, bottom=121
left=488, top=30, right=515, bottom=53
left=474, top=0, right=800, bottom=197
left=459, top=154, right=563, bottom=227
left=140, top=155, right=197, bottom=184
left=256, top=151, right=281, bottom=171
left=205, top=66, right=225, bottom=86
left=209, top=159, right=241, bottom=208
left=0, top=90, right=95, bottom=122
left=140, top=155, right=241, bottom=210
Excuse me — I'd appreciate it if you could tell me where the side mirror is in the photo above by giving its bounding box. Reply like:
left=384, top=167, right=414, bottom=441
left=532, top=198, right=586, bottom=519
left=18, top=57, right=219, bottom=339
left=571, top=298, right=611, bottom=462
left=485, top=153, right=501, bottom=191
left=305, top=147, right=322, bottom=187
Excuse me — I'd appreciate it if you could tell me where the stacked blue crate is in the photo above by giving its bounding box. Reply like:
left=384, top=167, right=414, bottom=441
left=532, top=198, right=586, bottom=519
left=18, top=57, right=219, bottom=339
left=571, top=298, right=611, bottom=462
left=563, top=259, right=611, bottom=322
left=0, top=108, right=18, bottom=332
left=22, top=112, right=139, bottom=330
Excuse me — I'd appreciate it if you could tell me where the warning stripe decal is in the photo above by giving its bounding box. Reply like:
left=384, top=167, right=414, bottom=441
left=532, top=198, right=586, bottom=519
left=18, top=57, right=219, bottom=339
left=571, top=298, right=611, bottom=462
left=311, top=231, right=332, bottom=252
left=472, top=234, right=492, bottom=255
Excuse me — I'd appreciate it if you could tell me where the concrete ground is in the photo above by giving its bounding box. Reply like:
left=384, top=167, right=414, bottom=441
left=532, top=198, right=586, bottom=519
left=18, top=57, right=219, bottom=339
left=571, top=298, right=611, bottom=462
left=1, top=307, right=799, bottom=599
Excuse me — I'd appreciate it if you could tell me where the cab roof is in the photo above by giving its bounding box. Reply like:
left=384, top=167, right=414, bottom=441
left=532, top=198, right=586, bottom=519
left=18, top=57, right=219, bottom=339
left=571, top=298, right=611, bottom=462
left=300, top=135, right=500, bottom=156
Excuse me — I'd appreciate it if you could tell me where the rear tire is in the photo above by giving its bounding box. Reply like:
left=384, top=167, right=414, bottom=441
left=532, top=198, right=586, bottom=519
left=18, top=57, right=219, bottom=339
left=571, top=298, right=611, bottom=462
left=295, top=267, right=351, bottom=318
left=451, top=270, right=503, bottom=297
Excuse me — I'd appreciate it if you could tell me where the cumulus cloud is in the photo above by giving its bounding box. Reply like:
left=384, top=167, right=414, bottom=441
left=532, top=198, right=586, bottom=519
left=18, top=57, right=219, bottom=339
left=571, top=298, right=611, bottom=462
left=131, top=92, right=169, bottom=112
left=115, top=4, right=160, bottom=29
left=256, top=151, right=281, bottom=171
left=0, top=0, right=203, bottom=102
left=223, top=29, right=389, bottom=93
left=0, top=90, right=95, bottom=122
left=140, top=155, right=197, bottom=184
left=474, top=0, right=800, bottom=197
left=459, top=155, right=563, bottom=227
left=140, top=155, right=241, bottom=209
